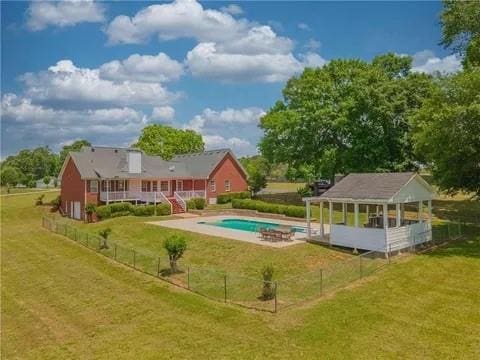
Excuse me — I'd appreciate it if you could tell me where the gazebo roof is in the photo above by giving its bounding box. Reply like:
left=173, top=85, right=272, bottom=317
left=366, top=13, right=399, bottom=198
left=304, top=172, right=435, bottom=204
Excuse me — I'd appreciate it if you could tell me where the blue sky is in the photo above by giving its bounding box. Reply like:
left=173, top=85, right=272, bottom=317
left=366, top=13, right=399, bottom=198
left=1, top=0, right=461, bottom=157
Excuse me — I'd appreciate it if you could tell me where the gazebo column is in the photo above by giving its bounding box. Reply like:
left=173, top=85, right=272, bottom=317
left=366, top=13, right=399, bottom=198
left=366, top=205, right=370, bottom=221
left=342, top=203, right=347, bottom=224
left=106, top=179, right=109, bottom=205
left=383, top=203, right=388, bottom=229
left=329, top=201, right=333, bottom=229
left=418, top=201, right=423, bottom=223
left=306, top=200, right=311, bottom=239
left=319, top=201, right=324, bottom=237
left=401, top=203, right=405, bottom=221
left=427, top=200, right=432, bottom=224
left=354, top=203, right=359, bottom=227
left=396, top=203, right=401, bottom=227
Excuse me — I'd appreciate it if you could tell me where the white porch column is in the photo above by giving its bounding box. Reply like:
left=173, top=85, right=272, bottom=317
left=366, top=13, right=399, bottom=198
left=342, top=203, right=347, bottom=224
left=383, top=203, right=388, bottom=229
left=319, top=201, right=324, bottom=238
left=366, top=205, right=369, bottom=220
left=123, top=180, right=126, bottom=199
left=428, top=200, right=432, bottom=224
left=306, top=200, right=311, bottom=239
left=329, top=201, right=333, bottom=228
left=376, top=205, right=380, bottom=216
left=418, top=201, right=423, bottom=222
left=396, top=203, right=401, bottom=227
left=354, top=203, right=359, bottom=227
left=106, top=180, right=109, bottom=205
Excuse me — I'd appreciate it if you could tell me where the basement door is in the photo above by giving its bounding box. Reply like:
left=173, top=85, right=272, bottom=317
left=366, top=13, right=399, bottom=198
left=73, top=201, right=81, bottom=220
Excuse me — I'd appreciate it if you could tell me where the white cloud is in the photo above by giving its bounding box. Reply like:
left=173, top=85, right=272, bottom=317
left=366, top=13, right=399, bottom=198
left=298, top=23, right=310, bottom=31
left=26, top=0, right=105, bottom=31
left=183, top=107, right=264, bottom=156
left=220, top=4, right=244, bottom=16
left=411, top=50, right=462, bottom=74
left=151, top=106, right=175, bottom=121
left=99, top=52, right=184, bottom=83
left=299, top=52, right=328, bottom=68
left=20, top=60, right=180, bottom=109
left=186, top=42, right=304, bottom=82
left=105, top=0, right=248, bottom=45
left=1, top=93, right=148, bottom=153
left=304, top=38, right=321, bottom=50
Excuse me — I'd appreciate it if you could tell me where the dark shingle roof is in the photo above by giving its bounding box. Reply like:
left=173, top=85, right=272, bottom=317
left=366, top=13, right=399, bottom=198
left=320, top=172, right=416, bottom=200
left=66, top=146, right=243, bottom=179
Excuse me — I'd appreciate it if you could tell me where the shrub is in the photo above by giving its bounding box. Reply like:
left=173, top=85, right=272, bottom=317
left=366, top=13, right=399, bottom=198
left=156, top=203, right=171, bottom=216
left=35, top=194, right=45, bottom=206
left=96, top=205, right=111, bottom=219
left=133, top=205, right=155, bottom=216
left=231, top=199, right=305, bottom=218
left=261, top=264, right=275, bottom=301
left=98, top=228, right=112, bottom=249
left=217, top=191, right=251, bottom=204
left=109, top=202, right=133, bottom=214
left=164, top=235, right=187, bottom=273
left=297, top=185, right=313, bottom=197
left=49, top=195, right=61, bottom=212
left=193, top=197, right=206, bottom=210
left=186, top=199, right=196, bottom=210
left=85, top=202, right=97, bottom=223
left=110, top=211, right=131, bottom=218
left=284, top=205, right=306, bottom=218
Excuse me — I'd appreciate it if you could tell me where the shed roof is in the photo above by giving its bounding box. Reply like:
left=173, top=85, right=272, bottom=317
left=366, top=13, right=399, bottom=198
left=60, top=146, right=244, bottom=180
left=304, top=172, right=435, bottom=203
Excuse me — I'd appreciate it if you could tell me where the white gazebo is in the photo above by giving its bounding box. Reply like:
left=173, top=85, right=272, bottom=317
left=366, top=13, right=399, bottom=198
left=303, top=172, right=436, bottom=254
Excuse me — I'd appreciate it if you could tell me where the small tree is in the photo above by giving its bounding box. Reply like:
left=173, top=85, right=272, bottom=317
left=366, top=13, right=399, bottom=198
left=53, top=178, right=58, bottom=188
left=1, top=166, right=21, bottom=192
left=260, top=264, right=275, bottom=300
left=248, top=170, right=267, bottom=196
left=98, top=228, right=112, bottom=250
left=164, top=235, right=187, bottom=273
left=85, top=203, right=96, bottom=223
left=43, top=175, right=51, bottom=188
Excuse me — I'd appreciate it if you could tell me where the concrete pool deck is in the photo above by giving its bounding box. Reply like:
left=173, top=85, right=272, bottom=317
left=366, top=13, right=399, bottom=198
left=147, top=215, right=330, bottom=248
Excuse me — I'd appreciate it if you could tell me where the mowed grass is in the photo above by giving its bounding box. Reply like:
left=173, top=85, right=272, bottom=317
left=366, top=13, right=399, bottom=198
left=2, top=192, right=480, bottom=358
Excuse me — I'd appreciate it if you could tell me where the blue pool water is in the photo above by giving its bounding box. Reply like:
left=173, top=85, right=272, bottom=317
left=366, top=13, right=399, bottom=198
left=198, top=218, right=306, bottom=233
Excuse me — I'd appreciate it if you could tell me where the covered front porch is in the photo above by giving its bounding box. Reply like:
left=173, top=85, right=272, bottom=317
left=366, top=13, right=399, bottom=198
left=99, top=178, right=207, bottom=207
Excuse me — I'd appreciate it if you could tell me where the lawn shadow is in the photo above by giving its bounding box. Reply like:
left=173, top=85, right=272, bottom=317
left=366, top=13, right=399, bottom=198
left=432, top=199, right=480, bottom=224
left=424, top=225, right=480, bottom=259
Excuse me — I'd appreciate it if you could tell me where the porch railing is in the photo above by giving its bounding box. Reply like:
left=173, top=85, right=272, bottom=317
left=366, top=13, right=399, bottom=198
left=174, top=192, right=187, bottom=212
left=100, top=191, right=170, bottom=205
left=175, top=190, right=206, bottom=200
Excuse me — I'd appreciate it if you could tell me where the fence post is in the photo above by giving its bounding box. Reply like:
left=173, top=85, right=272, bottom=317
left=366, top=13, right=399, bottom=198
left=447, top=223, right=451, bottom=240
left=157, top=257, right=161, bottom=277
left=274, top=281, right=278, bottom=313
left=74, top=228, right=77, bottom=241
left=320, top=269, right=323, bottom=296
left=86, top=233, right=89, bottom=248
left=224, top=274, right=227, bottom=303
left=388, top=244, right=392, bottom=264
left=359, top=256, right=363, bottom=279
left=114, top=244, right=117, bottom=260
left=133, top=250, right=136, bottom=268
left=187, top=267, right=190, bottom=289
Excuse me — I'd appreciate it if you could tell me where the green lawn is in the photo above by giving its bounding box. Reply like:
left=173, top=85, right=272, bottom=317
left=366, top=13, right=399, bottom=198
left=2, top=193, right=480, bottom=358
left=0, top=186, right=58, bottom=195
left=265, top=181, right=305, bottom=192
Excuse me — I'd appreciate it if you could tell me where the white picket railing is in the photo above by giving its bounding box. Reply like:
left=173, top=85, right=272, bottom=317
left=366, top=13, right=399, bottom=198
left=174, top=192, right=187, bottom=212
left=175, top=190, right=206, bottom=200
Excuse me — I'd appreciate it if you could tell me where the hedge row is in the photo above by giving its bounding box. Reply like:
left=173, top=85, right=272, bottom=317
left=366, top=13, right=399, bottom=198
left=217, top=191, right=251, bottom=204
left=186, top=197, right=206, bottom=210
left=95, top=202, right=171, bottom=220
left=231, top=199, right=306, bottom=218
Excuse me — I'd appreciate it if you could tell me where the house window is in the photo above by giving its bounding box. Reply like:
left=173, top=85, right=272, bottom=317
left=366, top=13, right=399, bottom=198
left=152, top=181, right=158, bottom=192
left=117, top=180, right=124, bottom=192
left=224, top=180, right=231, bottom=192
left=160, top=181, right=169, bottom=192
left=210, top=180, right=216, bottom=192
left=141, top=180, right=151, bottom=192
left=89, top=180, right=98, bottom=193
left=177, top=180, right=183, bottom=191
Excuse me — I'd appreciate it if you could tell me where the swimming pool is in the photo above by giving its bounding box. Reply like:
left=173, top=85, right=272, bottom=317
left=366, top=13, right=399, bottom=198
left=198, top=218, right=306, bottom=233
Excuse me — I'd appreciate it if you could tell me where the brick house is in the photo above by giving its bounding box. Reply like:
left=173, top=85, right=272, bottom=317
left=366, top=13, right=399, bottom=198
left=59, top=146, right=248, bottom=220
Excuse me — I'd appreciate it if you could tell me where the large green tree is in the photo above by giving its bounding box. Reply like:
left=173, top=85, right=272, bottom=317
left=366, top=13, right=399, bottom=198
left=240, top=155, right=270, bottom=194
left=60, top=139, right=91, bottom=164
left=134, top=124, right=204, bottom=159
left=0, top=166, right=22, bottom=187
left=441, top=0, right=480, bottom=68
left=259, top=56, right=433, bottom=181
left=411, top=70, right=480, bottom=197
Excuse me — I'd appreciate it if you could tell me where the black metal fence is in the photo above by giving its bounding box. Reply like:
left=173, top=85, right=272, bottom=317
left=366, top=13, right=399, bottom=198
left=41, top=216, right=466, bottom=312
